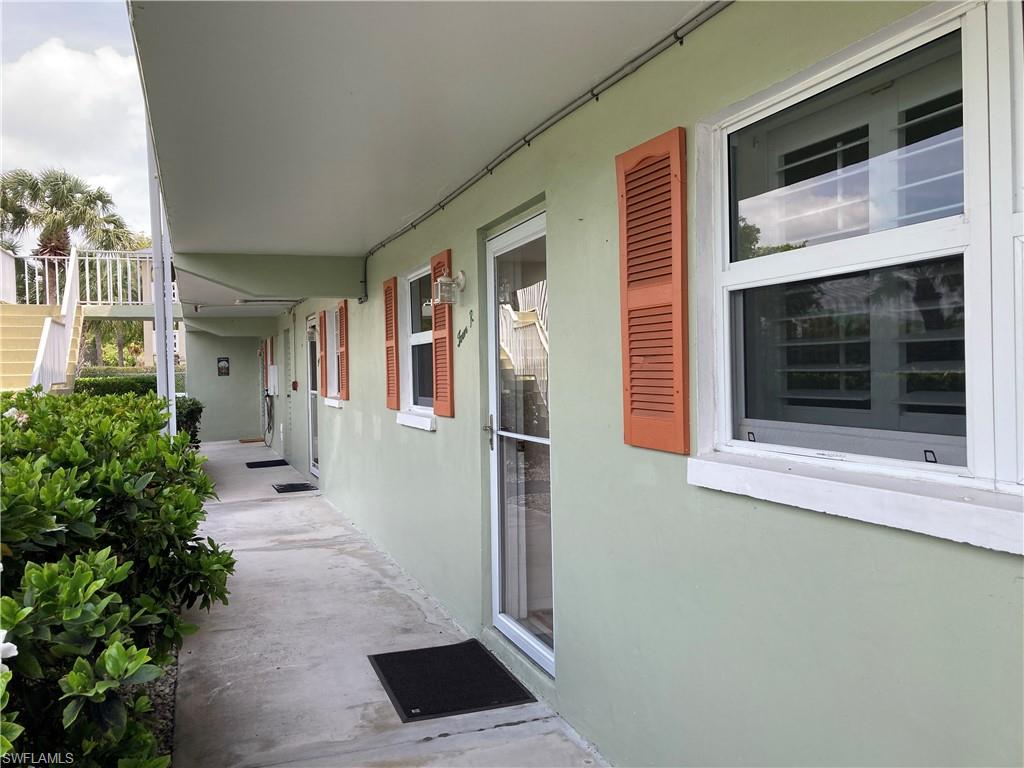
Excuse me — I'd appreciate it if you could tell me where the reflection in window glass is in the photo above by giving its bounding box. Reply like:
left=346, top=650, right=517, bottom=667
left=735, top=254, right=966, bottom=465
left=729, top=33, right=963, bottom=261
left=496, top=236, right=549, bottom=438
left=412, top=342, right=433, bottom=408
left=410, top=273, right=433, bottom=333
left=499, top=437, right=553, bottom=648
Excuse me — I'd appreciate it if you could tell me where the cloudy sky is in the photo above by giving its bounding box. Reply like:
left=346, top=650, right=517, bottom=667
left=2, top=0, right=150, bottom=248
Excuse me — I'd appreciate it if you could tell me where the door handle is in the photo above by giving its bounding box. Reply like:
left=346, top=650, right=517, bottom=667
left=483, top=415, right=494, bottom=449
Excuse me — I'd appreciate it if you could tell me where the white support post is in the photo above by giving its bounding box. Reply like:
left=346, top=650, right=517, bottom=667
left=147, top=116, right=177, bottom=435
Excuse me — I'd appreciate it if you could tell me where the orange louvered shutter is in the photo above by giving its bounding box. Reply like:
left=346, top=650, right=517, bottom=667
left=615, top=127, right=689, bottom=454
left=338, top=300, right=349, bottom=400
left=261, top=339, right=267, bottom=384
left=383, top=277, right=400, bottom=409
left=269, top=336, right=274, bottom=366
left=431, top=249, right=455, bottom=417
left=318, top=310, right=328, bottom=396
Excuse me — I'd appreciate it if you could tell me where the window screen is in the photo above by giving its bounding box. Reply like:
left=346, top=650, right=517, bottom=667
left=735, top=254, right=966, bottom=465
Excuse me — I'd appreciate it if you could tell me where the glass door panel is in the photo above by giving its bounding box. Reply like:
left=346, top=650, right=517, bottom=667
left=487, top=212, right=554, bottom=674
left=496, top=235, right=549, bottom=438
left=499, top=437, right=553, bottom=648
left=306, top=316, right=319, bottom=477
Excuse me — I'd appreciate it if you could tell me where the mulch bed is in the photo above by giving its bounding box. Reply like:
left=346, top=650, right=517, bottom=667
left=143, top=646, right=179, bottom=763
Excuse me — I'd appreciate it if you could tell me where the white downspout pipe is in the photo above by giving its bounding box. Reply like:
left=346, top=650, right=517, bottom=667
left=147, top=114, right=176, bottom=435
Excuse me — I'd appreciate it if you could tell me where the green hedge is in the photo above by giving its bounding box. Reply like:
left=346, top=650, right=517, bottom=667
left=0, top=389, right=235, bottom=766
left=75, top=375, right=157, bottom=397
left=79, top=368, right=187, bottom=391
left=79, top=367, right=186, bottom=378
left=75, top=378, right=203, bottom=445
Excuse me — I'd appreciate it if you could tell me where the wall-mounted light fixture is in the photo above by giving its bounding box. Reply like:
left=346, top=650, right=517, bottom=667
left=432, top=268, right=466, bottom=306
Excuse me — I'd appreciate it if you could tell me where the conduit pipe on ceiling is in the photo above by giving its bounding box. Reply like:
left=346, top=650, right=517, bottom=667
left=358, top=0, right=732, bottom=303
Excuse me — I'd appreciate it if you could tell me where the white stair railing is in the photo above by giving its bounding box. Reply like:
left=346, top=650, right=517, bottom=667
left=13, top=250, right=178, bottom=307
left=30, top=248, right=80, bottom=391
left=15, top=254, right=68, bottom=305
left=499, top=303, right=550, bottom=408
left=79, top=249, right=153, bottom=305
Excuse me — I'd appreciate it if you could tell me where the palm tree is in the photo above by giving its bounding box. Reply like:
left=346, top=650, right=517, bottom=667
left=85, top=318, right=144, bottom=367
left=1, top=169, right=146, bottom=302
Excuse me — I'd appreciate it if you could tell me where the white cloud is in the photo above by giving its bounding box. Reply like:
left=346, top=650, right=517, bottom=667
left=1, top=37, right=150, bottom=249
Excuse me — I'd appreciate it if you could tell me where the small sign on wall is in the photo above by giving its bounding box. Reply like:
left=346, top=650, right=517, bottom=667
left=217, top=357, right=230, bottom=376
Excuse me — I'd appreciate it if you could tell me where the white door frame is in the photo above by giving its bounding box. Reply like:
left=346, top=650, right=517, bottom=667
left=306, top=314, right=320, bottom=478
left=486, top=211, right=555, bottom=676
left=282, top=325, right=292, bottom=452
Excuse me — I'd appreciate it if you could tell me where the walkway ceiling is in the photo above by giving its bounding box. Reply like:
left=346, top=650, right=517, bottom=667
left=175, top=270, right=292, bottom=318
left=131, top=1, right=704, bottom=262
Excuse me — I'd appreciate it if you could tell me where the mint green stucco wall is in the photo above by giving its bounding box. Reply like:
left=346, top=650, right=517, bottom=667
left=184, top=331, right=261, bottom=442
left=268, top=3, right=1022, bottom=764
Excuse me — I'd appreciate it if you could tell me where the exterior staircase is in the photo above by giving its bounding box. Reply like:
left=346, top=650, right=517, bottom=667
left=0, top=304, right=83, bottom=392
left=0, top=304, right=54, bottom=391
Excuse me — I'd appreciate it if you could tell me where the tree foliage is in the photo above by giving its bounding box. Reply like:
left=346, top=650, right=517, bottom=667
left=1, top=169, right=147, bottom=255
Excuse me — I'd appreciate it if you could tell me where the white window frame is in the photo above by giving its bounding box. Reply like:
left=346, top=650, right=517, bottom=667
left=691, top=1, right=1023, bottom=554
left=396, top=264, right=436, bottom=431
left=325, top=307, right=339, bottom=398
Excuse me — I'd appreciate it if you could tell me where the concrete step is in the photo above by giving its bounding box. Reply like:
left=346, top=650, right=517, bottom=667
left=0, top=374, right=31, bottom=391
left=0, top=361, right=34, bottom=376
left=0, top=305, right=58, bottom=316
left=0, top=317, right=51, bottom=328
left=2, top=349, right=38, bottom=363
left=0, top=329, right=43, bottom=342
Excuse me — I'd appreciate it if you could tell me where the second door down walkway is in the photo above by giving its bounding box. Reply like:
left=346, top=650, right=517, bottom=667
left=175, top=441, right=604, bottom=768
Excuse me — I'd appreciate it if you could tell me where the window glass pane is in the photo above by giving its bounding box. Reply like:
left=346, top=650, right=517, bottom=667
left=410, top=274, right=433, bottom=333
left=307, top=324, right=318, bottom=390
left=734, top=254, right=966, bottom=465
left=411, top=342, right=433, bottom=407
left=497, top=236, right=549, bottom=438
left=327, top=310, right=338, bottom=394
left=729, top=33, right=962, bottom=261
left=499, top=437, right=553, bottom=649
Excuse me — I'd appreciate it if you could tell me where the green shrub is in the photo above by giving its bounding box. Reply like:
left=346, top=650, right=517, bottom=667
left=79, top=367, right=185, bottom=378
left=75, top=375, right=157, bottom=397
left=74, top=378, right=204, bottom=445
left=174, top=397, right=204, bottom=447
left=0, top=389, right=234, bottom=765
left=79, top=368, right=187, bottom=392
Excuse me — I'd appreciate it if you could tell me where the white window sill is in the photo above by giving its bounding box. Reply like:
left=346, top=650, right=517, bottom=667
left=687, top=452, right=1023, bottom=554
left=323, top=397, right=343, bottom=409
left=396, top=410, right=436, bottom=432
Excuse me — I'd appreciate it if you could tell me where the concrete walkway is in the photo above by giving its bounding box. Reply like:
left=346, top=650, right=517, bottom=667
left=175, top=440, right=604, bottom=768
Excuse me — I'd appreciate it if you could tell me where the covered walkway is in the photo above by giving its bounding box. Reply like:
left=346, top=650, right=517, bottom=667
left=175, top=441, right=604, bottom=768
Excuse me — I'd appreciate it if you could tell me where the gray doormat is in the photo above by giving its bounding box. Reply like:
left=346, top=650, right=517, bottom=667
left=368, top=639, right=534, bottom=723
left=272, top=482, right=317, bottom=493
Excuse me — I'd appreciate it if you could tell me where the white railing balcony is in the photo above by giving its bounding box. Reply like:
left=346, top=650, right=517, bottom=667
left=12, top=250, right=178, bottom=307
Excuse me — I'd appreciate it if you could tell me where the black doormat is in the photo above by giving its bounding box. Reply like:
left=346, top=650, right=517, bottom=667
left=246, top=459, right=289, bottom=469
left=272, top=482, right=317, bottom=493
left=368, top=639, right=534, bottom=723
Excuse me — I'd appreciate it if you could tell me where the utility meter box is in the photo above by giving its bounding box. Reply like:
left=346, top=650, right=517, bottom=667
left=266, top=364, right=279, bottom=395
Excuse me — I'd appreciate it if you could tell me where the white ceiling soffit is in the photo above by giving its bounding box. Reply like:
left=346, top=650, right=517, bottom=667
left=131, top=1, right=703, bottom=258
left=175, top=269, right=292, bottom=317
